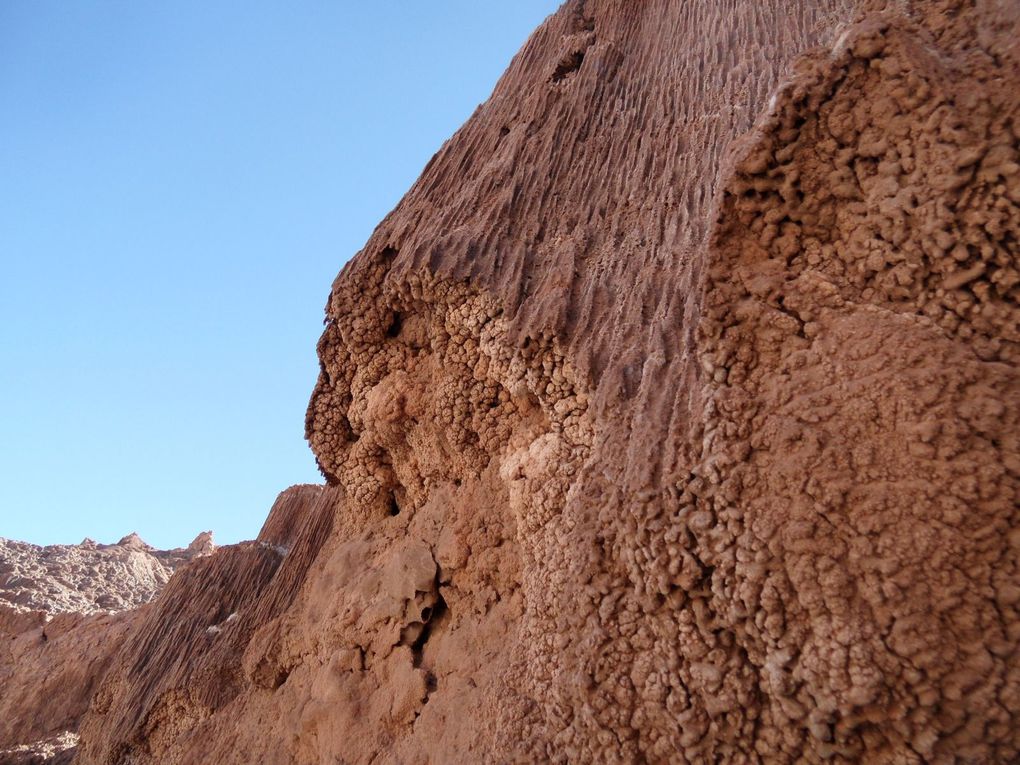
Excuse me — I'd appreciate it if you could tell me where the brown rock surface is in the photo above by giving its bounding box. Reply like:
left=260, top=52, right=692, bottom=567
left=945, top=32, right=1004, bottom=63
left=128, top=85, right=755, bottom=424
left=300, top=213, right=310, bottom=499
left=0, top=611, right=140, bottom=764
left=27, top=0, right=1020, bottom=762
left=0, top=534, right=214, bottom=762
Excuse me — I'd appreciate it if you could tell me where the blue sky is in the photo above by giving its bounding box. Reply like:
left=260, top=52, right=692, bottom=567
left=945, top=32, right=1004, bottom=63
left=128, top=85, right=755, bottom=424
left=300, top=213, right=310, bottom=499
left=0, top=2, right=560, bottom=548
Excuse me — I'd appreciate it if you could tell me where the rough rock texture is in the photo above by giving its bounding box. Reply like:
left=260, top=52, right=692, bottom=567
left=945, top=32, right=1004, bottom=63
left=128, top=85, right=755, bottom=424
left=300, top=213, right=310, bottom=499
left=0, top=532, right=215, bottom=615
left=0, top=607, right=142, bottom=764
left=0, top=733, right=80, bottom=765
left=72, top=1, right=1020, bottom=763
left=0, top=534, right=214, bottom=763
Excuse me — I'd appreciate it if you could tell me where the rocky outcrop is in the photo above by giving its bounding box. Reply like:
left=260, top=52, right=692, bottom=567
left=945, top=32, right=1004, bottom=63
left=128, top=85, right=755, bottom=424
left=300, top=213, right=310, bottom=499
left=40, top=0, right=1020, bottom=762
left=77, top=486, right=348, bottom=763
left=0, top=532, right=215, bottom=616
left=0, top=533, right=215, bottom=762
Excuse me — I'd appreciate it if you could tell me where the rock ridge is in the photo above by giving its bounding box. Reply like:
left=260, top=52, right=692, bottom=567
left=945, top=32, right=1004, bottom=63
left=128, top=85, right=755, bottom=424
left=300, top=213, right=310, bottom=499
left=0, top=531, right=216, bottom=616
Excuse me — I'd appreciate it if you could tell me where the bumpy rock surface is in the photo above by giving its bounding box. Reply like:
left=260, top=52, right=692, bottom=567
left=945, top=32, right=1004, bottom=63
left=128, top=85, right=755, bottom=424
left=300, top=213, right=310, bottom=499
left=64, top=1, right=1020, bottom=762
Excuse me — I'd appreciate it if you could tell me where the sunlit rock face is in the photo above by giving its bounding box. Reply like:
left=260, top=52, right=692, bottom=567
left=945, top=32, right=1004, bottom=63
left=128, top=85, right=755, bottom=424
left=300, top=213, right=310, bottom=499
left=0, top=532, right=215, bottom=762
left=0, top=531, right=215, bottom=616
left=14, top=0, right=1018, bottom=762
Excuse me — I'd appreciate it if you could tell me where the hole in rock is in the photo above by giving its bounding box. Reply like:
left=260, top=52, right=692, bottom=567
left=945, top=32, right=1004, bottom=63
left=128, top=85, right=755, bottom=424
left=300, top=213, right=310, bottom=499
left=389, top=493, right=401, bottom=516
left=386, top=311, right=403, bottom=338
left=411, top=589, right=448, bottom=669
left=551, top=50, right=585, bottom=82
left=273, top=667, right=290, bottom=689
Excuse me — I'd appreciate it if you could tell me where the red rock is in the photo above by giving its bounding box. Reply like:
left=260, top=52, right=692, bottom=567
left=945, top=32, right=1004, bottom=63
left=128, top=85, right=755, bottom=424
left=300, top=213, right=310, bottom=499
left=0, top=534, right=216, bottom=760
left=12, top=0, right=1020, bottom=762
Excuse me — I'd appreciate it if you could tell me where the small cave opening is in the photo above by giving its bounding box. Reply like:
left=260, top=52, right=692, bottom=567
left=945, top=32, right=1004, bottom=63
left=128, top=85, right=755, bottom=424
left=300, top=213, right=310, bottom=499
left=386, top=311, right=403, bottom=339
left=411, top=588, right=448, bottom=670
left=388, top=493, right=401, bottom=516
left=551, top=49, right=585, bottom=82
left=272, top=666, right=290, bottom=690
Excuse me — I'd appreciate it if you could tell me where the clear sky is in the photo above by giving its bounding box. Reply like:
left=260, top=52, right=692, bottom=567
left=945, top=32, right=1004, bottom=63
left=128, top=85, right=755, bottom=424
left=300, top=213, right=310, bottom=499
left=1, top=2, right=561, bottom=549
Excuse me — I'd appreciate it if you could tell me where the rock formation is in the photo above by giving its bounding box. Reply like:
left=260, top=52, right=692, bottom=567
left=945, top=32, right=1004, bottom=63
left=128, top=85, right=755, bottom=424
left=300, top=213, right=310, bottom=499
left=6, top=0, right=1018, bottom=762
left=0, top=533, right=214, bottom=763
left=0, top=532, right=215, bottom=616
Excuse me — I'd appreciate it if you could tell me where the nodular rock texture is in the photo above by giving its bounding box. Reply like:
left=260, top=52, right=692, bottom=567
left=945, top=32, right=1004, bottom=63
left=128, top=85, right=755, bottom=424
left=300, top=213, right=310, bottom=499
left=9, top=0, right=1020, bottom=762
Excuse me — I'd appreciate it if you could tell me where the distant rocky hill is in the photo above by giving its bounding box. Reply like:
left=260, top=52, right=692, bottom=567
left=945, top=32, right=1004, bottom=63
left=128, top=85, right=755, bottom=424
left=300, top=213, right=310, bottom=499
left=0, top=531, right=215, bottom=765
left=0, top=531, right=215, bottom=616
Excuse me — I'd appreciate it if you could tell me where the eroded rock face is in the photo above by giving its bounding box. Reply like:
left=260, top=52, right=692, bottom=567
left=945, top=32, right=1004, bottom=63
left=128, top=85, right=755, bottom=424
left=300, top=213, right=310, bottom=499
left=0, top=609, right=141, bottom=763
left=74, top=1, right=1019, bottom=763
left=0, top=534, right=215, bottom=762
